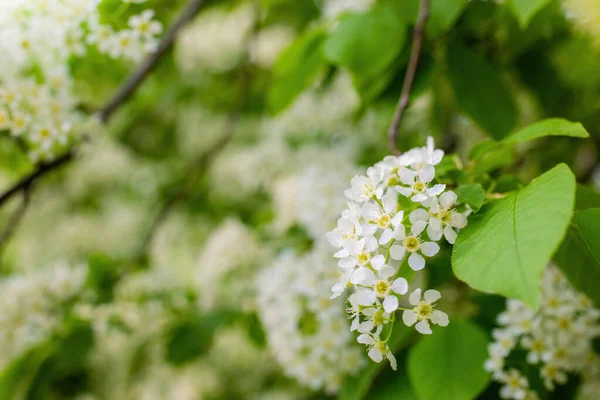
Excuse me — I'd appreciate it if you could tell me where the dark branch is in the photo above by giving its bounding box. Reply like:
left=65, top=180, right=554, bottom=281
left=0, top=185, right=32, bottom=253
left=96, top=0, right=206, bottom=123
left=0, top=0, right=207, bottom=207
left=387, top=0, right=430, bottom=155
left=0, top=151, right=74, bottom=207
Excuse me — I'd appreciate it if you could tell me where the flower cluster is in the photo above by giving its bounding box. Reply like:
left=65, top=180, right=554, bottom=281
left=256, top=244, right=363, bottom=393
left=327, top=137, right=469, bottom=368
left=0, top=262, right=87, bottom=370
left=485, top=265, right=600, bottom=399
left=0, top=0, right=162, bottom=161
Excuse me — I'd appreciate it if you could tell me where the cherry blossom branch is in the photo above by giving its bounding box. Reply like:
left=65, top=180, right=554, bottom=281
left=97, top=0, right=206, bottom=123
left=387, top=0, right=430, bottom=155
left=0, top=0, right=207, bottom=208
left=0, top=184, right=32, bottom=254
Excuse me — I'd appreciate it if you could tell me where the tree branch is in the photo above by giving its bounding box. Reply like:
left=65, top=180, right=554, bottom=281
left=387, top=0, right=429, bottom=155
left=0, top=0, right=207, bottom=207
left=0, top=185, right=32, bottom=254
left=96, top=0, right=206, bottom=123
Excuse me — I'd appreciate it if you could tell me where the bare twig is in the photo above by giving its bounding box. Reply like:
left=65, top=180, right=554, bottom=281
left=0, top=0, right=207, bottom=207
left=133, top=7, right=259, bottom=262
left=387, top=0, right=430, bottom=155
left=0, top=185, right=32, bottom=253
left=97, top=0, right=206, bottom=123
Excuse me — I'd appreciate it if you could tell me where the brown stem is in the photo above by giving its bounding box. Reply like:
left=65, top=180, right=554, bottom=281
left=0, top=185, right=32, bottom=253
left=387, top=0, right=429, bottom=155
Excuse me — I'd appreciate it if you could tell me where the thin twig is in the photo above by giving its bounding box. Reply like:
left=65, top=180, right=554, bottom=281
left=0, top=185, right=32, bottom=253
left=133, top=7, right=259, bottom=262
left=0, top=0, right=207, bottom=207
left=387, top=0, right=430, bottom=155
left=97, top=0, right=206, bottom=123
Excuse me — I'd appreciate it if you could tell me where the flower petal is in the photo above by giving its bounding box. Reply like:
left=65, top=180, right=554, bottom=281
left=379, top=228, right=394, bottom=245
left=368, top=347, right=384, bottom=363
left=408, top=253, right=426, bottom=271
left=431, top=310, right=449, bottom=327
left=379, top=265, right=395, bottom=279
left=421, top=241, right=440, bottom=257
left=411, top=220, right=427, bottom=236
left=351, top=267, right=377, bottom=286
left=370, top=254, right=385, bottom=270
left=358, top=333, right=375, bottom=345
left=388, top=352, right=398, bottom=371
left=409, top=289, right=422, bottom=305
left=419, top=164, right=435, bottom=183
left=416, top=319, right=432, bottom=334
left=391, top=277, right=408, bottom=294
left=424, top=289, right=441, bottom=303
left=383, top=295, right=399, bottom=313
left=389, top=245, right=406, bottom=260
left=402, top=310, right=418, bottom=327
left=443, top=225, right=457, bottom=244
left=439, top=191, right=457, bottom=208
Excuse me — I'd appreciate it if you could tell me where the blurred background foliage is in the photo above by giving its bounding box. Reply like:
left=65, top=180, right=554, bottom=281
left=0, top=0, right=599, bottom=399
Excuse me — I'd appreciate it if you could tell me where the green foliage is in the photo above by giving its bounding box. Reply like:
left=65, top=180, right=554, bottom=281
left=426, top=0, right=468, bottom=37
left=323, top=4, right=406, bottom=100
left=446, top=41, right=517, bottom=140
left=407, top=320, right=490, bottom=400
left=554, top=208, right=600, bottom=307
left=507, top=0, right=552, bottom=28
left=0, top=347, right=51, bottom=400
left=165, top=310, right=239, bottom=365
left=455, top=183, right=485, bottom=212
left=503, top=118, right=590, bottom=143
left=338, top=323, right=413, bottom=400
left=86, top=253, right=121, bottom=303
left=268, top=28, right=327, bottom=114
left=453, top=164, right=575, bottom=309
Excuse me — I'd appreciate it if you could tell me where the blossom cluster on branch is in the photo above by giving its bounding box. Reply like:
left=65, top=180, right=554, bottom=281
left=0, top=0, right=162, bottom=161
left=327, top=137, right=470, bottom=369
left=485, top=265, right=600, bottom=400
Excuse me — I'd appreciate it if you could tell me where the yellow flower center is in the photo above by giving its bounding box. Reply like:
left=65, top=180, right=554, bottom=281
left=415, top=302, right=433, bottom=320
left=357, top=252, right=370, bottom=264
left=413, top=181, right=426, bottom=192
left=375, top=280, right=390, bottom=297
left=373, top=309, right=385, bottom=326
left=376, top=214, right=390, bottom=228
left=404, top=236, right=420, bottom=252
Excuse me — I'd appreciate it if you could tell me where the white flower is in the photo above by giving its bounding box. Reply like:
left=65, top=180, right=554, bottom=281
left=402, top=289, right=449, bottom=334
left=395, top=166, right=445, bottom=203
left=129, top=10, right=162, bottom=40
left=411, top=191, right=467, bottom=244
left=357, top=332, right=397, bottom=370
left=350, top=266, right=408, bottom=313
left=389, top=224, right=439, bottom=271
left=333, top=236, right=378, bottom=270
left=498, top=369, right=529, bottom=400
left=344, top=171, right=383, bottom=203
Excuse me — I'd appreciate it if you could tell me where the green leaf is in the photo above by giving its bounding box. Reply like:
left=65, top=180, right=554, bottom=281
left=0, top=346, right=51, bottom=399
left=503, top=118, right=589, bottom=144
left=554, top=210, right=600, bottom=307
left=456, top=184, right=486, bottom=212
left=323, top=5, right=406, bottom=82
left=447, top=42, right=517, bottom=140
left=408, top=320, right=490, bottom=400
left=452, top=164, right=576, bottom=309
left=575, top=185, right=600, bottom=211
left=268, top=28, right=327, bottom=114
left=87, top=253, right=120, bottom=303
left=368, top=375, right=419, bottom=400
left=165, top=310, right=239, bottom=365
left=427, top=0, right=468, bottom=37
left=507, top=0, right=552, bottom=28
left=338, top=322, right=413, bottom=400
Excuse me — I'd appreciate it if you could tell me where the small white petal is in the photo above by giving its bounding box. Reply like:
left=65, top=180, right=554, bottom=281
left=429, top=217, right=442, bottom=232
left=383, top=295, right=399, bottom=313
left=351, top=317, right=359, bottom=331
left=371, top=254, right=386, bottom=270
left=356, top=289, right=377, bottom=306
left=391, top=210, right=404, bottom=227
left=412, top=194, right=428, bottom=203
left=388, top=352, right=398, bottom=371
left=424, top=289, right=442, bottom=303
left=389, top=245, right=406, bottom=260
left=411, top=220, right=427, bottom=236
left=410, top=208, right=429, bottom=223
left=408, top=253, right=426, bottom=271
left=379, top=229, right=394, bottom=245
left=419, top=165, right=435, bottom=183
left=427, top=184, right=446, bottom=196
left=368, top=347, right=384, bottom=363
left=351, top=267, right=376, bottom=286
left=451, top=212, right=467, bottom=229
left=396, top=186, right=413, bottom=197
left=416, top=319, right=432, bottom=334
left=358, top=334, right=375, bottom=345
left=342, top=238, right=361, bottom=253
left=379, top=265, right=396, bottom=279
left=402, top=310, right=418, bottom=327
left=398, top=167, right=415, bottom=185
left=439, top=191, right=457, bottom=208
left=409, top=289, right=422, bottom=305
left=338, top=257, right=356, bottom=269
left=326, top=231, right=342, bottom=248
left=443, top=225, right=457, bottom=244
left=358, top=321, right=375, bottom=333
left=432, top=310, right=449, bottom=327
left=391, top=278, right=408, bottom=294
left=393, top=223, right=406, bottom=240
left=421, top=242, right=440, bottom=257
left=427, top=224, right=443, bottom=241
